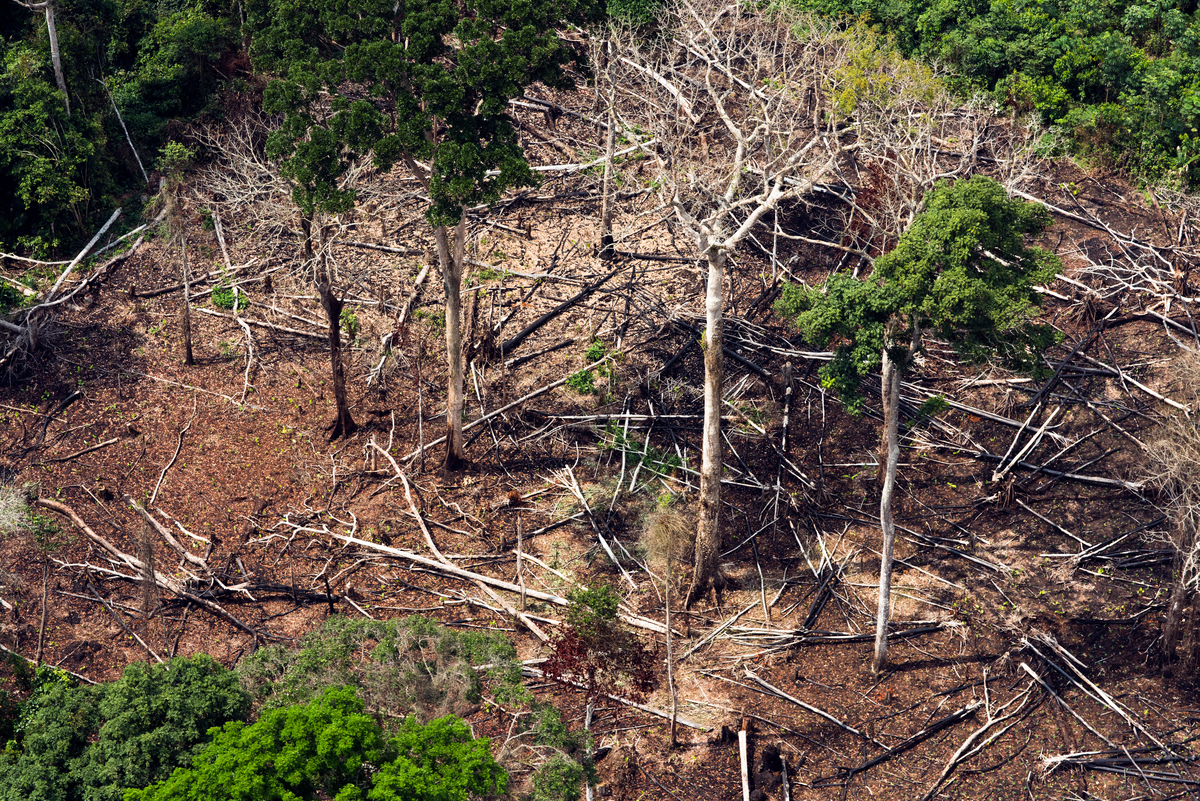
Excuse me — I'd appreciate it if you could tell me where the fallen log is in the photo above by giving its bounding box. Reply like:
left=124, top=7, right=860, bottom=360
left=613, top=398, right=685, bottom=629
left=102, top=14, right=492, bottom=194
left=327, top=530, right=668, bottom=635
left=816, top=702, right=982, bottom=785
left=523, top=664, right=709, bottom=731
left=499, top=267, right=621, bottom=356
left=743, top=669, right=886, bottom=749
left=36, top=497, right=260, bottom=638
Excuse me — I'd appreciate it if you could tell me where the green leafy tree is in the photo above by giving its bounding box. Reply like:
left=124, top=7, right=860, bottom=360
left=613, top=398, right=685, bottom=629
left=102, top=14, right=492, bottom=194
left=126, top=687, right=506, bottom=801
left=0, top=667, right=99, bottom=801
left=777, top=175, right=1060, bottom=673
left=257, top=65, right=382, bottom=438
left=249, top=0, right=604, bottom=467
left=0, top=656, right=249, bottom=801
left=78, top=655, right=250, bottom=801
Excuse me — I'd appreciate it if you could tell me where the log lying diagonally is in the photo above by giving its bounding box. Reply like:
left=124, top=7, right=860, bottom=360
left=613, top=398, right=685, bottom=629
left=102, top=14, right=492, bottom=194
left=37, top=497, right=261, bottom=637
left=328, top=530, right=671, bottom=636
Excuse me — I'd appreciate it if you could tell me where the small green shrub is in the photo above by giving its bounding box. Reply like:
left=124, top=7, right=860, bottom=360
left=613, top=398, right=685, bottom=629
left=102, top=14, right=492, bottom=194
left=566, top=370, right=597, bottom=394
left=211, top=284, right=248, bottom=311
left=340, top=309, right=359, bottom=340
left=0, top=283, right=24, bottom=313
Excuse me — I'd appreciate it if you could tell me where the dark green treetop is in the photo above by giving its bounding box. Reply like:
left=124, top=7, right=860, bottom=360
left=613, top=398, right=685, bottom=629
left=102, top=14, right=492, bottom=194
left=777, top=175, right=1061, bottom=411
left=249, top=0, right=605, bottom=226
left=0, top=656, right=249, bottom=801
left=126, top=686, right=505, bottom=801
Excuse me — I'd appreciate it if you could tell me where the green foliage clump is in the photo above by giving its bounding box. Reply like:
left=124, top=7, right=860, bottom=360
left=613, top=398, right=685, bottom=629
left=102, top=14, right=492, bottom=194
left=127, top=687, right=506, bottom=801
left=0, top=1, right=237, bottom=255
left=789, top=0, right=1200, bottom=184
left=529, top=755, right=588, bottom=801
left=249, top=0, right=605, bottom=229
left=236, top=615, right=526, bottom=722
left=0, top=655, right=249, bottom=801
left=776, top=175, right=1060, bottom=412
left=340, top=309, right=359, bottom=341
left=566, top=370, right=598, bottom=394
left=607, top=0, right=663, bottom=26
left=155, top=141, right=195, bottom=177
left=210, top=284, right=248, bottom=311
left=544, top=584, right=657, bottom=701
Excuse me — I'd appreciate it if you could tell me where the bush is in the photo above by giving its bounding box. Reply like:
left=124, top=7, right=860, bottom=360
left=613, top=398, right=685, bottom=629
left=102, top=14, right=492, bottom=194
left=210, top=283, right=248, bottom=311
left=543, top=584, right=657, bottom=701
left=566, top=370, right=597, bottom=394
left=236, top=615, right=526, bottom=721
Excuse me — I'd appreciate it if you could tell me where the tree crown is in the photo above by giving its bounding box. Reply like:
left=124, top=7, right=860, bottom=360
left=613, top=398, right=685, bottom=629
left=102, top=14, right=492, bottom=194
left=250, top=0, right=603, bottom=226
left=777, top=175, right=1061, bottom=412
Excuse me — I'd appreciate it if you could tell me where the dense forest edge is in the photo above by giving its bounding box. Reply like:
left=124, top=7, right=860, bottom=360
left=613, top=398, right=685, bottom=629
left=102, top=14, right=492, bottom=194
left=4, top=0, right=1200, bottom=259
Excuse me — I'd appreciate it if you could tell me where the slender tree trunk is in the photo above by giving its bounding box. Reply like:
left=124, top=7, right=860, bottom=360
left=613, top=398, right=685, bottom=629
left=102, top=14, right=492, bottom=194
left=1164, top=552, right=1188, bottom=665
left=686, top=249, right=724, bottom=607
left=318, top=278, right=356, bottom=440
left=666, top=570, right=677, bottom=747
left=1181, top=591, right=1200, bottom=673
left=598, top=93, right=617, bottom=260
left=180, top=227, right=194, bottom=366
left=436, top=212, right=467, bottom=472
left=34, top=558, right=48, bottom=665
left=873, top=347, right=902, bottom=674
left=44, top=3, right=69, bottom=117
left=305, top=216, right=355, bottom=440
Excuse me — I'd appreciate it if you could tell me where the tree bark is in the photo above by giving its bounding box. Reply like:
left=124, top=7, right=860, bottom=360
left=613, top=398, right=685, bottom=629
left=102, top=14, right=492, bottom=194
left=1164, top=555, right=1188, bottom=664
left=873, top=346, right=902, bottom=674
left=435, top=212, right=467, bottom=472
left=686, top=249, right=725, bottom=607
left=180, top=226, right=194, bottom=366
left=318, top=279, right=356, bottom=440
left=1181, top=590, right=1200, bottom=674
left=44, top=3, right=69, bottom=117
left=598, top=94, right=616, bottom=260
left=666, top=569, right=677, bottom=748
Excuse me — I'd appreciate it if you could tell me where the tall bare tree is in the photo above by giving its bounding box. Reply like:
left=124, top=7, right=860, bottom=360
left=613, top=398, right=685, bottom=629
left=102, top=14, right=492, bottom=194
left=12, top=0, right=69, bottom=116
left=1144, top=352, right=1200, bottom=672
left=611, top=1, right=847, bottom=605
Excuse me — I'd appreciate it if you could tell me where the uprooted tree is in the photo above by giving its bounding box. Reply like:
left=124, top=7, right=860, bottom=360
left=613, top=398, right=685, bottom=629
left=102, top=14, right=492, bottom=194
left=250, top=0, right=604, bottom=470
left=777, top=175, right=1060, bottom=673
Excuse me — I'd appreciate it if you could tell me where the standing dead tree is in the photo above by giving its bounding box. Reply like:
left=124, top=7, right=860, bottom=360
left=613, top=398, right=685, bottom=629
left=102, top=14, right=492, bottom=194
left=11, top=0, right=69, bottom=116
left=609, top=1, right=849, bottom=605
left=1143, top=351, right=1200, bottom=672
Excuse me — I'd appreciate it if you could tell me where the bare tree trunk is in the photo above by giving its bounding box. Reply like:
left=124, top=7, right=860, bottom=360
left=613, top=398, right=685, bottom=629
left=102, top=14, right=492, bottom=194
left=1164, top=554, right=1188, bottom=664
left=666, top=571, right=677, bottom=747
left=1181, top=591, right=1200, bottom=673
left=598, top=92, right=617, bottom=260
left=436, top=212, right=467, bottom=472
left=34, top=559, right=48, bottom=665
left=686, top=249, right=725, bottom=607
left=44, top=3, right=69, bottom=117
left=137, top=518, right=158, bottom=619
left=318, top=278, right=356, bottom=440
left=873, top=347, right=902, bottom=674
left=180, top=227, right=194, bottom=366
